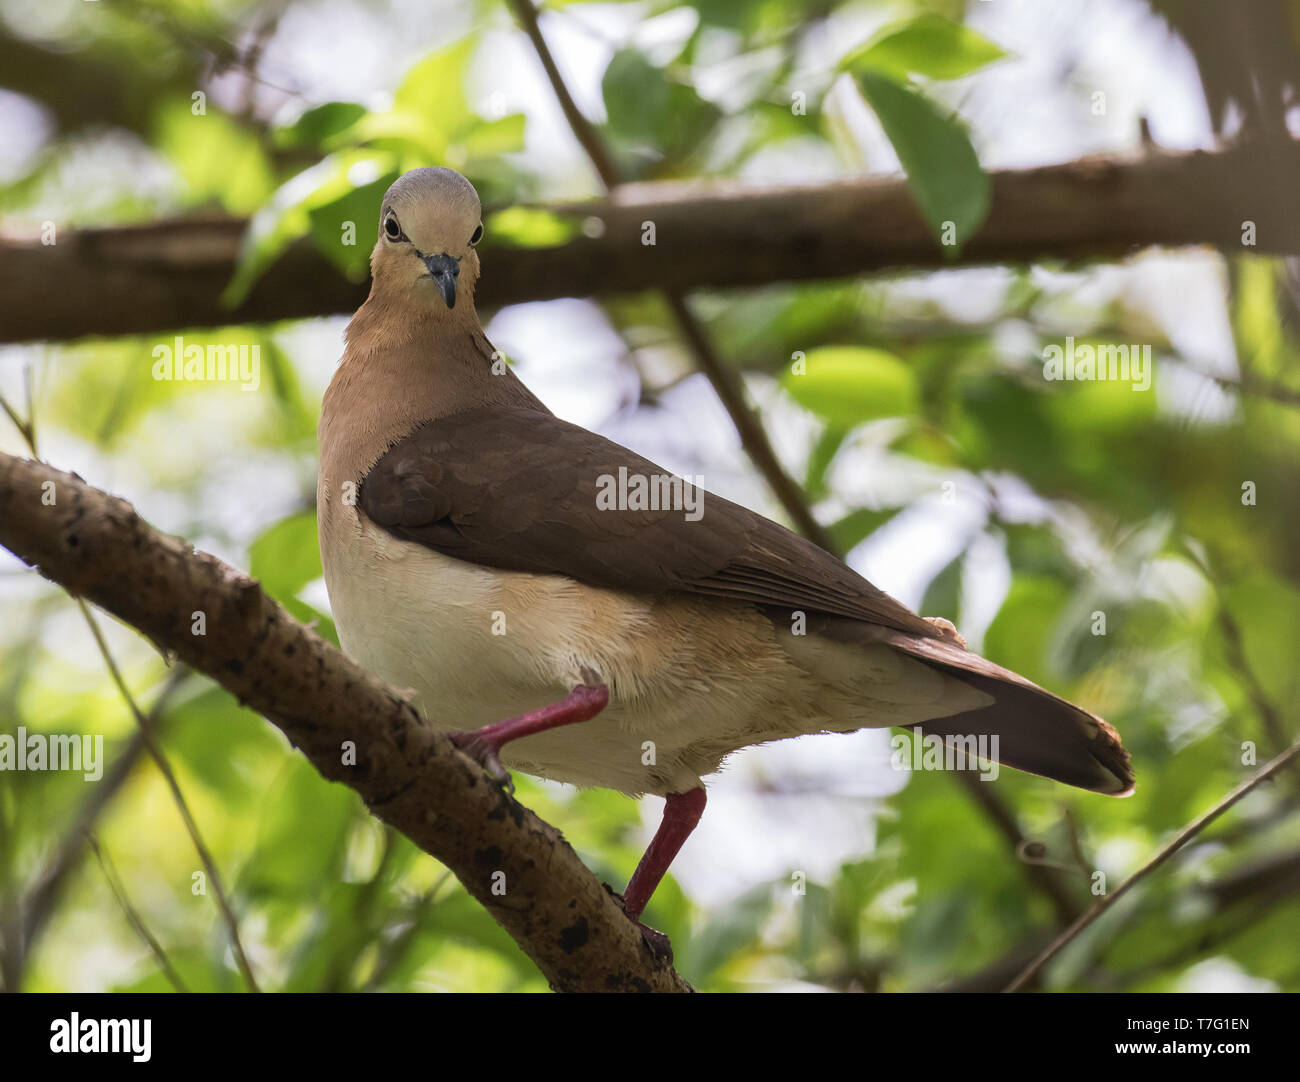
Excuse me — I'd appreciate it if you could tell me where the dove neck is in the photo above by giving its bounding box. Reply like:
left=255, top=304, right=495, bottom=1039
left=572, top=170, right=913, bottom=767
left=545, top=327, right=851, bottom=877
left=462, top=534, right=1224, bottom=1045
left=322, top=300, right=548, bottom=486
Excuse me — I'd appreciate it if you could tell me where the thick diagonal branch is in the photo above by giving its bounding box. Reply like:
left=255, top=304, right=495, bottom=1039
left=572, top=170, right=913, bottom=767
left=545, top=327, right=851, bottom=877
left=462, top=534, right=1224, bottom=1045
left=0, top=452, right=692, bottom=993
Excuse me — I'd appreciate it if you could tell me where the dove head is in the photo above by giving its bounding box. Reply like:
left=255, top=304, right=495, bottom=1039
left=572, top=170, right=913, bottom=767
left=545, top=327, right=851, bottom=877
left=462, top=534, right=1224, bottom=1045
left=370, top=167, right=483, bottom=314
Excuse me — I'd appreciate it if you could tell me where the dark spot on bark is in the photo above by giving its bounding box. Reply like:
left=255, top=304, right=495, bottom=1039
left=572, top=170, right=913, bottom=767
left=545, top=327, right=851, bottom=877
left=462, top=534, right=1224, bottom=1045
left=474, top=845, right=503, bottom=868
left=224, top=658, right=244, bottom=675
left=558, top=918, right=589, bottom=954
left=284, top=643, right=295, bottom=656
left=67, top=535, right=78, bottom=547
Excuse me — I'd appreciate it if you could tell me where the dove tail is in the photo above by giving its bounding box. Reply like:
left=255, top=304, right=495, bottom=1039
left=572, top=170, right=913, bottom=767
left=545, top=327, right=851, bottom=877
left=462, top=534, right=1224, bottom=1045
left=885, top=631, right=1134, bottom=795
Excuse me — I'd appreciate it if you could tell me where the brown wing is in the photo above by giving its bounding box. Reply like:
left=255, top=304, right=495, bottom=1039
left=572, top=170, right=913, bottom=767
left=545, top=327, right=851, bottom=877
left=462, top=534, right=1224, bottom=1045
left=359, top=405, right=938, bottom=638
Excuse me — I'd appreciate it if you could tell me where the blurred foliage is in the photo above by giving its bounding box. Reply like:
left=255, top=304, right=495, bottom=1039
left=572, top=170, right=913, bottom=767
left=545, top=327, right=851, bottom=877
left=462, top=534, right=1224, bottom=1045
left=1, top=0, right=1299, bottom=995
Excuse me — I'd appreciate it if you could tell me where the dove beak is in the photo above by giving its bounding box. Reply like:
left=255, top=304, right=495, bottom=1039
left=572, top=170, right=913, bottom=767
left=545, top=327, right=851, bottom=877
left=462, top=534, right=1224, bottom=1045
left=420, top=252, right=460, bottom=309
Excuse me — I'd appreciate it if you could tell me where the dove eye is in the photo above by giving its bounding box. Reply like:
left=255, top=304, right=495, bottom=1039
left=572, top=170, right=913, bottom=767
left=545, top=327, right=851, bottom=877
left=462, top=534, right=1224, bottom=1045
left=469, top=223, right=483, bottom=246
left=383, top=215, right=405, bottom=242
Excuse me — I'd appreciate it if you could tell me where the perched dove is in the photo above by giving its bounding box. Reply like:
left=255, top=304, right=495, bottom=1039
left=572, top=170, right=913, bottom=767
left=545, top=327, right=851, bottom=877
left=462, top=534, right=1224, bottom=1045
left=317, top=167, right=1133, bottom=943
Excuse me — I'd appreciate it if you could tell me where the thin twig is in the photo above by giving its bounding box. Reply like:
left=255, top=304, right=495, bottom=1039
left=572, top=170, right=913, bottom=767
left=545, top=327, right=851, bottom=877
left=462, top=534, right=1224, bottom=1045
left=18, top=668, right=191, bottom=976
left=86, top=834, right=190, bottom=993
left=1004, top=735, right=1300, bottom=992
left=957, top=772, right=1081, bottom=925
left=504, top=0, right=836, bottom=552
left=505, top=0, right=620, bottom=190
left=0, top=395, right=33, bottom=450
left=320, top=827, right=398, bottom=993
left=1217, top=604, right=1290, bottom=756
left=78, top=602, right=261, bottom=992
left=663, top=292, right=837, bottom=550
left=1, top=387, right=259, bottom=992
left=362, top=868, right=456, bottom=992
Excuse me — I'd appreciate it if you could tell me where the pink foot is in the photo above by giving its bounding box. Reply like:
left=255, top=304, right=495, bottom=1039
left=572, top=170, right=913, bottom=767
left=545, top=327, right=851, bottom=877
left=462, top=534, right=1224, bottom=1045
left=447, top=682, right=609, bottom=794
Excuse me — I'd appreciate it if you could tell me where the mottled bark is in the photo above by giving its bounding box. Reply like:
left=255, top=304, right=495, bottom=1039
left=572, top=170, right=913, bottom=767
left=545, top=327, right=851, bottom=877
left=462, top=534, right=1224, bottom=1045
left=0, top=452, right=693, bottom=993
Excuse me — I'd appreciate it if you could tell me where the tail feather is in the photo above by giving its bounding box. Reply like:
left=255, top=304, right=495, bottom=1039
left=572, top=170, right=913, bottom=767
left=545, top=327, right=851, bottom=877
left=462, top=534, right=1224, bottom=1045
left=883, top=630, right=1134, bottom=796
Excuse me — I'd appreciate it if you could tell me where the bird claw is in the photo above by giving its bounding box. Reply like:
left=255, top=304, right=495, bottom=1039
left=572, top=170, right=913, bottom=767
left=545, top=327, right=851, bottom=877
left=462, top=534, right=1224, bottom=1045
left=634, top=922, right=674, bottom=965
left=447, top=730, right=515, bottom=795
left=925, top=616, right=967, bottom=648
left=606, top=886, right=674, bottom=964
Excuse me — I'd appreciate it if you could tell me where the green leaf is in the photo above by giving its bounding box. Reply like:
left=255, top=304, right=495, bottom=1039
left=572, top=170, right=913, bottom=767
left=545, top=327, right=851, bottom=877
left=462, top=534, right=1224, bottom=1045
left=956, top=371, right=1060, bottom=478
left=920, top=551, right=963, bottom=623
left=460, top=113, right=527, bottom=159
left=154, top=99, right=274, bottom=215
left=983, top=575, right=1071, bottom=685
left=601, top=49, right=720, bottom=173
left=804, top=426, right=848, bottom=497
left=112, top=947, right=234, bottom=993
left=843, top=15, right=1007, bottom=82
left=828, top=506, right=901, bottom=552
left=249, top=511, right=322, bottom=601
left=241, top=757, right=358, bottom=898
left=167, top=685, right=284, bottom=800
left=223, top=151, right=395, bottom=306
left=1221, top=574, right=1300, bottom=708
left=1040, top=342, right=1159, bottom=433
left=248, top=510, right=338, bottom=645
left=393, top=38, right=474, bottom=123
left=854, top=70, right=989, bottom=249
left=485, top=206, right=581, bottom=248
left=782, top=346, right=917, bottom=427
left=382, top=38, right=476, bottom=159
left=275, top=102, right=367, bottom=149
left=680, top=882, right=772, bottom=981
left=307, top=169, right=400, bottom=280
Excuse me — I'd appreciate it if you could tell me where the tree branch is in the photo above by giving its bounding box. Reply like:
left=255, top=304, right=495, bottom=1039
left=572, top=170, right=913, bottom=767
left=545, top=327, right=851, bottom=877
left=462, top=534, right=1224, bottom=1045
left=2, top=142, right=1296, bottom=345
left=1004, top=734, right=1300, bottom=992
left=0, top=452, right=693, bottom=993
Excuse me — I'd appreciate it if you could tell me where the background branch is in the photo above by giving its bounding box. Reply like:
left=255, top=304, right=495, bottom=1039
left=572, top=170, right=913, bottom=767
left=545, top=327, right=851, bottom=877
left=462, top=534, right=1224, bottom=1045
left=79, top=601, right=260, bottom=992
left=13, top=667, right=191, bottom=988
left=2, top=142, right=1296, bottom=345
left=1004, top=735, right=1300, bottom=992
left=86, top=834, right=191, bottom=994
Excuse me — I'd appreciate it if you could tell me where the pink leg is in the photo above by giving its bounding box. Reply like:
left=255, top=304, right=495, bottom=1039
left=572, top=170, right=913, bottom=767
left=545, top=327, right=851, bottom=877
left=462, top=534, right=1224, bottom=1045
left=448, top=683, right=608, bottom=793
left=622, top=787, right=707, bottom=923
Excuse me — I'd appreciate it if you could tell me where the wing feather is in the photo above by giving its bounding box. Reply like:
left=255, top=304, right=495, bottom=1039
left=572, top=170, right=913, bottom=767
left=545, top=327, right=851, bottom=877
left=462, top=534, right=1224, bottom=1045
left=359, top=406, right=938, bottom=637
